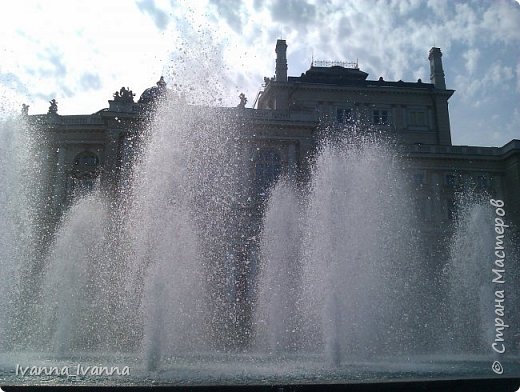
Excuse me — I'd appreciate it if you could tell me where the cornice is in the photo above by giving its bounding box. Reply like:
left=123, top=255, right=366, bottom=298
left=267, top=81, right=455, bottom=98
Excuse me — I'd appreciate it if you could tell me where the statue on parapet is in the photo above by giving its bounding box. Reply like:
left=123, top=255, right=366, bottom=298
left=21, top=104, right=29, bottom=116
left=113, top=87, right=135, bottom=103
left=263, top=76, right=274, bottom=85
left=48, top=99, right=58, bottom=114
left=157, top=76, right=166, bottom=89
left=237, top=93, right=247, bottom=108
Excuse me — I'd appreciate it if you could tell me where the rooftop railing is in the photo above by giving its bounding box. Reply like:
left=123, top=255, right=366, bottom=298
left=312, top=59, right=359, bottom=69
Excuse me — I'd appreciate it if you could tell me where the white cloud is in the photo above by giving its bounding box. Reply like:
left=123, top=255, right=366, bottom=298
left=426, top=0, right=449, bottom=19
left=0, top=0, right=518, bottom=147
left=137, top=0, right=170, bottom=30
left=0, top=0, right=172, bottom=114
left=482, top=1, right=520, bottom=44
left=488, top=62, right=514, bottom=85
left=454, top=60, right=514, bottom=105
left=462, top=48, right=480, bottom=74
left=516, top=62, right=520, bottom=92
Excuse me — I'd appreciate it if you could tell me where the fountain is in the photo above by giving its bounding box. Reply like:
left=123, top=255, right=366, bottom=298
left=447, top=197, right=496, bottom=353
left=0, top=90, right=519, bottom=386
left=42, top=191, right=111, bottom=354
left=255, top=178, right=303, bottom=355
left=0, top=113, right=44, bottom=352
left=256, top=137, right=430, bottom=364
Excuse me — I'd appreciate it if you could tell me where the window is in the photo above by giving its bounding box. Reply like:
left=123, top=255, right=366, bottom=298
left=372, top=109, right=390, bottom=125
left=446, top=198, right=456, bottom=220
left=73, top=175, right=96, bottom=194
left=445, top=174, right=458, bottom=188
left=69, top=151, right=100, bottom=200
left=414, top=196, right=426, bottom=221
left=408, top=110, right=427, bottom=127
left=476, top=175, right=490, bottom=189
left=254, top=148, right=282, bottom=196
left=74, top=151, right=99, bottom=169
left=413, top=173, right=424, bottom=187
left=336, top=108, right=352, bottom=123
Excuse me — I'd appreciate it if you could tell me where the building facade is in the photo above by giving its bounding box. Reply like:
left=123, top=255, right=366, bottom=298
left=27, top=40, right=519, bottom=230
left=26, top=40, right=520, bottom=340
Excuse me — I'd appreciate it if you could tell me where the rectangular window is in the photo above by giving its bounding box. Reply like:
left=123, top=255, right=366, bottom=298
left=413, top=173, right=424, bottom=186
left=373, top=109, right=390, bottom=125
left=409, top=111, right=426, bottom=126
left=476, top=175, right=488, bottom=189
left=336, top=108, right=352, bottom=123
left=445, top=174, right=463, bottom=189
left=414, top=197, right=426, bottom=221
left=425, top=196, right=432, bottom=222
left=445, top=174, right=457, bottom=187
left=408, top=109, right=429, bottom=128
left=447, top=198, right=456, bottom=220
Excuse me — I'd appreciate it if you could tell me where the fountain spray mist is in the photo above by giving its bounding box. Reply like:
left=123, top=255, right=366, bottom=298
left=255, top=178, right=303, bottom=354
left=256, top=135, right=431, bottom=364
left=302, top=139, right=425, bottom=363
left=443, top=187, right=520, bottom=359
left=42, top=191, right=110, bottom=353
left=123, top=88, right=249, bottom=369
left=0, top=111, right=47, bottom=350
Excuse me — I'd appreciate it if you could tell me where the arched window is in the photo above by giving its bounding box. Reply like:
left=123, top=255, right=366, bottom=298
left=254, top=148, right=281, bottom=196
left=74, top=151, right=99, bottom=169
left=68, top=151, right=100, bottom=199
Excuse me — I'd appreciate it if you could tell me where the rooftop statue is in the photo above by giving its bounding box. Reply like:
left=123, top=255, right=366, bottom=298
left=113, top=87, right=135, bottom=103
left=263, top=76, right=273, bottom=85
left=48, top=99, right=58, bottom=114
left=138, top=77, right=167, bottom=105
left=237, top=93, right=247, bottom=109
left=156, top=76, right=166, bottom=89
left=21, top=103, right=29, bottom=116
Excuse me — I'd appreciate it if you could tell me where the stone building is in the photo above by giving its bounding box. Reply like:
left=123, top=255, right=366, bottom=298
left=27, top=40, right=520, bottom=223
left=26, top=40, right=519, bottom=339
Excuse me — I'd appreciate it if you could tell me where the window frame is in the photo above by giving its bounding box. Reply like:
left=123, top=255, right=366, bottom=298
left=372, top=108, right=392, bottom=125
left=253, top=147, right=282, bottom=197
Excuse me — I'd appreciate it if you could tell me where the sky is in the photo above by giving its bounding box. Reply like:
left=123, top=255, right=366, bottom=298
left=0, top=0, right=519, bottom=147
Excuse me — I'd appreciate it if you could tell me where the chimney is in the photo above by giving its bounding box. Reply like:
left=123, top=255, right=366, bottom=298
left=275, top=39, right=288, bottom=82
left=428, top=47, right=446, bottom=90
